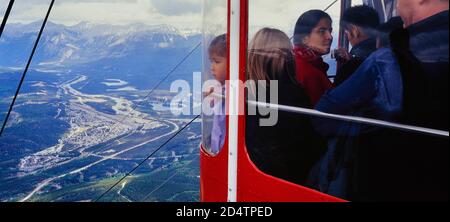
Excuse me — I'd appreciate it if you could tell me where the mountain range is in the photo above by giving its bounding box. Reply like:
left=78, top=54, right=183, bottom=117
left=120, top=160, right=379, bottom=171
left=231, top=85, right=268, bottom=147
left=0, top=21, right=202, bottom=72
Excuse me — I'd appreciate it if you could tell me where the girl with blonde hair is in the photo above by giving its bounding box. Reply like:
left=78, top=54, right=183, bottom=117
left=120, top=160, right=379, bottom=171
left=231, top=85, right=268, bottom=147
left=246, top=28, right=326, bottom=186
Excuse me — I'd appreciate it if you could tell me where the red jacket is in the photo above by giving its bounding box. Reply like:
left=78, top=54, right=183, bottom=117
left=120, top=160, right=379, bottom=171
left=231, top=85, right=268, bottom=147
left=294, top=46, right=334, bottom=106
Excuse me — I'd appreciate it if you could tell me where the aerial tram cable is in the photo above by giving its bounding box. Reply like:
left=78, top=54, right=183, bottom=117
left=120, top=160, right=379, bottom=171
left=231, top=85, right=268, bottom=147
left=115, top=42, right=201, bottom=127
left=103, top=42, right=201, bottom=146
left=324, top=0, right=339, bottom=12
left=0, top=0, right=55, bottom=137
left=68, top=8, right=204, bottom=202
left=93, top=38, right=202, bottom=202
left=139, top=42, right=201, bottom=106
left=95, top=115, right=200, bottom=202
left=88, top=39, right=201, bottom=202
left=114, top=17, right=229, bottom=127
left=0, top=0, right=14, bottom=39
left=94, top=17, right=227, bottom=201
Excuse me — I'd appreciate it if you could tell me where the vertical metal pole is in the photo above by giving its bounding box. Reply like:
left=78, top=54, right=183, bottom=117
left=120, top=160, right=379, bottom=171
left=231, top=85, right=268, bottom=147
left=337, top=0, right=352, bottom=68
left=228, top=0, right=240, bottom=202
left=338, top=0, right=352, bottom=49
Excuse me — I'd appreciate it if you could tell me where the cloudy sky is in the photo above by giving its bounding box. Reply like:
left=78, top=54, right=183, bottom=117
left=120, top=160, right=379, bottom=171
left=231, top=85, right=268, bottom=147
left=0, top=0, right=203, bottom=30
left=0, top=0, right=363, bottom=32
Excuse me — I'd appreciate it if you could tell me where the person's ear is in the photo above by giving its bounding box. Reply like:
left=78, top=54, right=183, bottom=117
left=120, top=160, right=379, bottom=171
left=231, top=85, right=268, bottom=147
left=350, top=25, right=360, bottom=38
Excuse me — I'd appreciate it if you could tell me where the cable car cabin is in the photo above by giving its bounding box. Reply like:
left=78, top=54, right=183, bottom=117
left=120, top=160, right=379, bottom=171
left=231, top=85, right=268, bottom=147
left=200, top=0, right=449, bottom=202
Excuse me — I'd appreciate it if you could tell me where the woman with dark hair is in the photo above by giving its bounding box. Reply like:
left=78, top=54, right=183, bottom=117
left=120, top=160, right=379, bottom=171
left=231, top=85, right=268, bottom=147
left=293, top=10, right=334, bottom=105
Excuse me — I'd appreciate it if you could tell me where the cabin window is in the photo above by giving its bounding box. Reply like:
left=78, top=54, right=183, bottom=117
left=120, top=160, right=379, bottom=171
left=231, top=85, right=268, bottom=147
left=201, top=0, right=228, bottom=156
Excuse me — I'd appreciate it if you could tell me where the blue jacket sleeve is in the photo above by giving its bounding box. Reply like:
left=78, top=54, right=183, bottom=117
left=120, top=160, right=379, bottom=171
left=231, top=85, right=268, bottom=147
left=313, top=54, right=380, bottom=136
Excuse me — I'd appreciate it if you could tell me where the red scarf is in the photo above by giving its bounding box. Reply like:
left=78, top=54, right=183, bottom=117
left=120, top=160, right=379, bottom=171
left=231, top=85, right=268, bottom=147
left=293, top=45, right=329, bottom=73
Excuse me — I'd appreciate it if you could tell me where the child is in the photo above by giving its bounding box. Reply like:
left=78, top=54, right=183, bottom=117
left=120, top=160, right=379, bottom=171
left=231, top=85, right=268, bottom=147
left=208, top=34, right=227, bottom=154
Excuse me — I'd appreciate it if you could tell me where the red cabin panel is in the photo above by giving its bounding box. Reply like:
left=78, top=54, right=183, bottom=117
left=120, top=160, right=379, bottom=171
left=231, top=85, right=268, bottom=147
left=200, top=145, right=228, bottom=202
left=237, top=145, right=345, bottom=202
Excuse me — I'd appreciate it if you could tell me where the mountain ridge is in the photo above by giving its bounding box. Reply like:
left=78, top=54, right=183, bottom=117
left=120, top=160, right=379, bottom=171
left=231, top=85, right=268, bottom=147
left=0, top=21, right=202, bottom=68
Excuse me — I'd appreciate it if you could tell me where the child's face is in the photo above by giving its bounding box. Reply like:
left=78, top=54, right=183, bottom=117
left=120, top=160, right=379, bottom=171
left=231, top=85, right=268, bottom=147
left=210, top=54, right=227, bottom=85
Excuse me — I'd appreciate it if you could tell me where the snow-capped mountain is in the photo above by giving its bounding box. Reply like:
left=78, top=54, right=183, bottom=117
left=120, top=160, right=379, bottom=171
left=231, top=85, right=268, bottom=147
left=0, top=21, right=202, bottom=68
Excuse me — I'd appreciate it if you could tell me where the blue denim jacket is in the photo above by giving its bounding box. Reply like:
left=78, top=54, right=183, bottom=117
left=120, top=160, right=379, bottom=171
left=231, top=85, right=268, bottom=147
left=315, top=47, right=403, bottom=136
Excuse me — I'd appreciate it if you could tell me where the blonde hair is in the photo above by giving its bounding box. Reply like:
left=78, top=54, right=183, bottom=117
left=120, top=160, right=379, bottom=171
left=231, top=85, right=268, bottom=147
left=248, top=28, right=296, bottom=83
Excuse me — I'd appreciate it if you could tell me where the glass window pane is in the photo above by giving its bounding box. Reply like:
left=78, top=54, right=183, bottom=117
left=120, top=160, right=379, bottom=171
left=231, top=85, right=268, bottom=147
left=202, top=0, right=227, bottom=156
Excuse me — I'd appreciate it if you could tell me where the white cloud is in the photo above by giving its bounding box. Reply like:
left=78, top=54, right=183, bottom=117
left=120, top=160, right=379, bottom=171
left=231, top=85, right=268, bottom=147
left=0, top=0, right=8, bottom=21
left=3, top=0, right=203, bottom=30
left=151, top=0, right=201, bottom=15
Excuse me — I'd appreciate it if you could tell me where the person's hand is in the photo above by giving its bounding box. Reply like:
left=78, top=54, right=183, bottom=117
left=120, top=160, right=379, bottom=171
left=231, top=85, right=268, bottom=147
left=333, top=48, right=352, bottom=62
left=303, top=47, right=318, bottom=58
